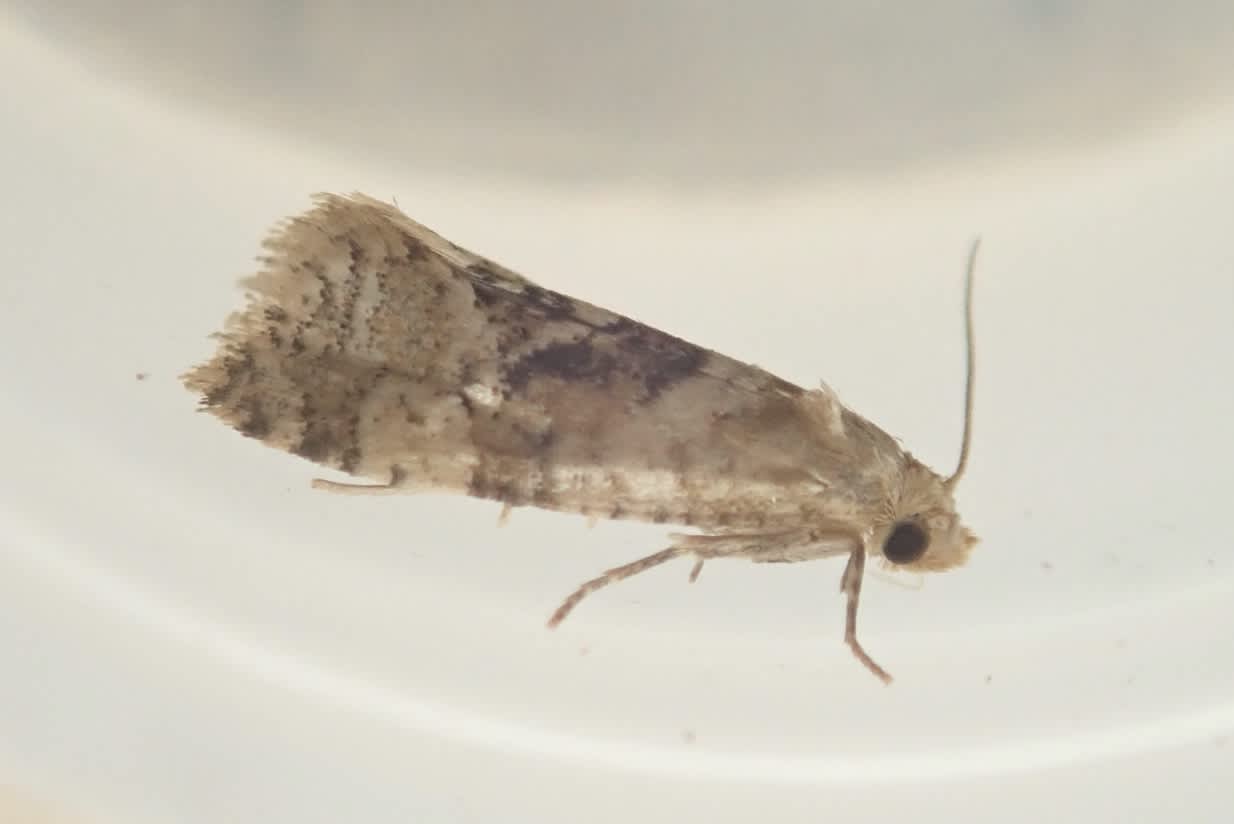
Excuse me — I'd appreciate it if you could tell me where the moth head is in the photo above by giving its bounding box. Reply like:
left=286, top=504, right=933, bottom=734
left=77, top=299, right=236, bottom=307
left=874, top=459, right=978, bottom=572
left=875, top=239, right=981, bottom=574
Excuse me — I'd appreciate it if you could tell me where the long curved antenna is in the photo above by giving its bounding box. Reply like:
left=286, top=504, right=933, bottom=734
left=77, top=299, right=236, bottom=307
left=944, top=238, right=980, bottom=490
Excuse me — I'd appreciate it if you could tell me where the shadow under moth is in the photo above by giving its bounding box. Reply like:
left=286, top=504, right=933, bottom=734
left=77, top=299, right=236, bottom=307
left=183, top=193, right=979, bottom=683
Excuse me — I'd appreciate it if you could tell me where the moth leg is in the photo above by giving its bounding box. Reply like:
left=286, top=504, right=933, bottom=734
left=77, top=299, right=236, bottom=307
left=870, top=566, right=924, bottom=590
left=547, top=546, right=689, bottom=628
left=311, top=465, right=407, bottom=495
left=311, top=479, right=406, bottom=495
left=688, top=559, right=705, bottom=583
left=840, top=546, right=893, bottom=684
left=497, top=503, right=513, bottom=526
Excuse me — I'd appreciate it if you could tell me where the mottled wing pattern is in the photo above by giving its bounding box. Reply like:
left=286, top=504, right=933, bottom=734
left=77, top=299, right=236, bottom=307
left=184, top=193, right=900, bottom=531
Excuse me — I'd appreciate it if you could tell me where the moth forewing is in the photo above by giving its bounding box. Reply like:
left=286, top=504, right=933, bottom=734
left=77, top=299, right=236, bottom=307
left=183, top=193, right=979, bottom=684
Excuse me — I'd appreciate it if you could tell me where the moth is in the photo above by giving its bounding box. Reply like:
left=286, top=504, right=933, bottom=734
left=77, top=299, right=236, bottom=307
left=183, top=193, right=979, bottom=683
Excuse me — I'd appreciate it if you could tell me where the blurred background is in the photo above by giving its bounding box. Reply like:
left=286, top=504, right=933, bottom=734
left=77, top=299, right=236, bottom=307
left=8, top=0, right=1234, bottom=186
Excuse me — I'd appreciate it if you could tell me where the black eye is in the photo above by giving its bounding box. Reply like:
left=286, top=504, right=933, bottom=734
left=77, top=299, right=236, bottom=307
left=883, top=521, right=929, bottom=564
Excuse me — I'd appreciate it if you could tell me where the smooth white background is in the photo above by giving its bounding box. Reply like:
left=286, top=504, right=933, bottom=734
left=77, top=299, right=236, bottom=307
left=1, top=5, right=1233, bottom=823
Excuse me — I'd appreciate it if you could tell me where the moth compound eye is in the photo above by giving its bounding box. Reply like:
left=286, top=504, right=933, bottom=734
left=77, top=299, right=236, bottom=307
left=883, top=521, right=929, bottom=564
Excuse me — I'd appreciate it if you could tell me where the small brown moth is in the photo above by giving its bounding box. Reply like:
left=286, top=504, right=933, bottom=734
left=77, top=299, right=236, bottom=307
left=183, top=193, right=979, bottom=683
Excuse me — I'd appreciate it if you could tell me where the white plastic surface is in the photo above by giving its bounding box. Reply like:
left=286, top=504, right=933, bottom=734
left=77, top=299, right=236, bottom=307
left=2, top=12, right=1233, bottom=824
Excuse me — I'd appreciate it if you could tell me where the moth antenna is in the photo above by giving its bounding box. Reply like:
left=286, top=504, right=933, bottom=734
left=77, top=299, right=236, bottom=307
left=945, top=238, right=980, bottom=490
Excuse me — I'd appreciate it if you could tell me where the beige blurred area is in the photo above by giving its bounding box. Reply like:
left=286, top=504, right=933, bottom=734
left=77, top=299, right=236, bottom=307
left=0, top=783, right=80, bottom=823
left=5, top=0, right=1234, bottom=185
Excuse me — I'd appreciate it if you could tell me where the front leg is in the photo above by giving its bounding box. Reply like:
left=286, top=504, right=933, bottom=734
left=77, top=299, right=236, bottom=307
left=841, top=545, right=892, bottom=684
